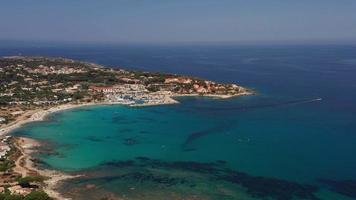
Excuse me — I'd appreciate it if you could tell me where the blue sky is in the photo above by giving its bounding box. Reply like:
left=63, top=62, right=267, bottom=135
left=1, top=0, right=356, bottom=44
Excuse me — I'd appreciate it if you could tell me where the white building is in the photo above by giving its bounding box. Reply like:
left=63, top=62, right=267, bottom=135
left=0, top=117, right=5, bottom=123
left=0, top=142, right=11, bottom=159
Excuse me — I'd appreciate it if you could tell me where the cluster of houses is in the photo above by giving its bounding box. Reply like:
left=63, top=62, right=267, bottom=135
left=90, top=84, right=168, bottom=105
left=164, top=77, right=244, bottom=94
left=25, top=64, right=87, bottom=75
left=90, top=84, right=146, bottom=94
left=88, top=76, right=246, bottom=106
left=0, top=184, right=34, bottom=196
left=164, top=77, right=193, bottom=84
left=0, top=185, right=33, bottom=196
left=0, top=64, right=82, bottom=106
left=6, top=185, right=33, bottom=196
left=0, top=136, right=11, bottom=160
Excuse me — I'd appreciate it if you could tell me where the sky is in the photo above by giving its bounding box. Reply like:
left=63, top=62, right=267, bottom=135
left=1, top=0, right=356, bottom=44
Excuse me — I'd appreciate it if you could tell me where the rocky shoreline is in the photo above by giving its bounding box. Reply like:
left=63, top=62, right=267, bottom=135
left=14, top=137, right=79, bottom=200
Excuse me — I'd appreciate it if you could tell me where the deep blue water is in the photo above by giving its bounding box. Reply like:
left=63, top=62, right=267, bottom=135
left=3, top=44, right=356, bottom=200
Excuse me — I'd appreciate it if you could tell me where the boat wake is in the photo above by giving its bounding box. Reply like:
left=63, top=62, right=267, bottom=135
left=193, top=97, right=323, bottom=112
left=237, top=97, right=323, bottom=110
left=287, top=98, right=322, bottom=105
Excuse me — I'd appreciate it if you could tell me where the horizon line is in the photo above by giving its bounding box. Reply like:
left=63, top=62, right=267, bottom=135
left=1, top=38, right=356, bottom=47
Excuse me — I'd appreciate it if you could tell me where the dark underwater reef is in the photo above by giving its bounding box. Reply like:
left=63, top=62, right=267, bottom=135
left=319, top=179, right=356, bottom=198
left=182, top=125, right=230, bottom=149
left=84, top=136, right=104, bottom=142
left=78, top=172, right=187, bottom=187
left=33, top=143, right=355, bottom=199
left=80, top=157, right=320, bottom=200
left=219, top=171, right=319, bottom=200
left=182, top=120, right=233, bottom=149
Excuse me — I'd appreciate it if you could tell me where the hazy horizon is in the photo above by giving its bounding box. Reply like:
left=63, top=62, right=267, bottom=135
left=1, top=38, right=356, bottom=47
left=1, top=0, right=356, bottom=44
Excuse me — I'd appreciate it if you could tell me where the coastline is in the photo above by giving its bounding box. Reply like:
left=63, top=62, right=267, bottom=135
left=0, top=102, right=111, bottom=136
left=13, top=137, right=78, bottom=200
left=172, top=91, right=253, bottom=99
left=0, top=92, right=252, bottom=200
left=1, top=92, right=243, bottom=136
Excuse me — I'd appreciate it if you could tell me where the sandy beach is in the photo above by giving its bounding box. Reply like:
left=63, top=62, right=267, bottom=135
left=0, top=103, right=97, bottom=137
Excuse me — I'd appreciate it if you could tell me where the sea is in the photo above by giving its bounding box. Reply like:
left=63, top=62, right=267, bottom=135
left=2, top=44, right=356, bottom=200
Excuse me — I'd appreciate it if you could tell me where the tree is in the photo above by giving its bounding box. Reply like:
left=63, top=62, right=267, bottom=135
left=0, top=193, right=23, bottom=200
left=24, top=191, right=51, bottom=200
left=17, top=176, right=44, bottom=188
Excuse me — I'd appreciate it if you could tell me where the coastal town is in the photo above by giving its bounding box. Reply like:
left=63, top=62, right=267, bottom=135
left=0, top=56, right=250, bottom=125
left=0, top=56, right=251, bottom=199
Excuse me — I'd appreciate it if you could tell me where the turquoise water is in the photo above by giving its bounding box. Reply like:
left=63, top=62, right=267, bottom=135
left=7, top=45, right=356, bottom=199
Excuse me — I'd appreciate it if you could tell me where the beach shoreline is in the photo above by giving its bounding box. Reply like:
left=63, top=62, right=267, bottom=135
left=1, top=91, right=253, bottom=136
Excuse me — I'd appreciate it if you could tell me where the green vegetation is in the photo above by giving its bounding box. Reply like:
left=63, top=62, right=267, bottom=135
left=23, top=191, right=51, bottom=200
left=0, top=160, right=14, bottom=172
left=0, top=143, right=17, bottom=172
left=0, top=193, right=23, bottom=200
left=0, top=191, right=51, bottom=200
left=146, top=85, right=160, bottom=92
left=16, top=176, right=44, bottom=188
